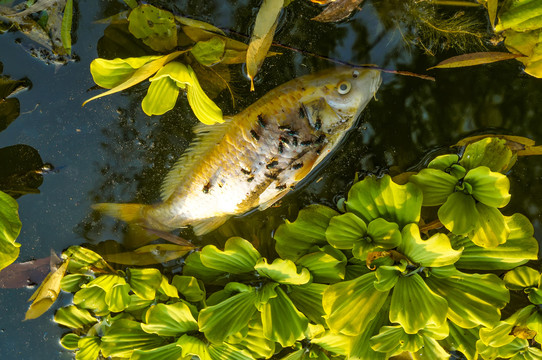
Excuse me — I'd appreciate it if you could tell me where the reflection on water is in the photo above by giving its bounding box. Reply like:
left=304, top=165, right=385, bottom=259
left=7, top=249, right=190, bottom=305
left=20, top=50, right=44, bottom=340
left=1, top=0, right=542, bottom=358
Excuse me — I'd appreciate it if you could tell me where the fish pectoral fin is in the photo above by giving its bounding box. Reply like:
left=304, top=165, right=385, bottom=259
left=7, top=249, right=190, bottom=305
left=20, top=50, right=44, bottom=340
left=294, top=156, right=318, bottom=181
left=92, top=203, right=146, bottom=223
left=190, top=215, right=232, bottom=236
left=258, top=188, right=290, bottom=211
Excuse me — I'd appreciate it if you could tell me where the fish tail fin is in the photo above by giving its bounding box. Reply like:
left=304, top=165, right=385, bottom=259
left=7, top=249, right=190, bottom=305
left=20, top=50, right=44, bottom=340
left=92, top=203, right=163, bottom=248
left=91, top=203, right=146, bottom=223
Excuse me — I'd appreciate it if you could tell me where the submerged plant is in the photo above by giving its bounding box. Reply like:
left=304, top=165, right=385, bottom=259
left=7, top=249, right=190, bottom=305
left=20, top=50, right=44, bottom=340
left=25, top=135, right=542, bottom=359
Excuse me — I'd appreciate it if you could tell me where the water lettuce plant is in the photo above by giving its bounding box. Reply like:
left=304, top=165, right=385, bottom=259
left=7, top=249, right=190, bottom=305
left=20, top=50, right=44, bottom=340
left=25, top=135, right=542, bottom=359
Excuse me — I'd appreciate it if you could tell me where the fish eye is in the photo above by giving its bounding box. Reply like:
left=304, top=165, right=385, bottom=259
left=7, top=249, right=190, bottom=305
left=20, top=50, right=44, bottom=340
left=337, top=81, right=351, bottom=95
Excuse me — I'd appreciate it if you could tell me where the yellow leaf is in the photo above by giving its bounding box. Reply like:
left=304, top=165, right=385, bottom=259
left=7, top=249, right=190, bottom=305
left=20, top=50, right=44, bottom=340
left=311, top=0, right=364, bottom=23
left=487, top=0, right=498, bottom=27
left=247, top=0, right=284, bottom=91
left=25, top=260, right=69, bottom=320
left=455, top=134, right=542, bottom=157
left=428, top=52, right=524, bottom=70
left=103, top=244, right=194, bottom=265
left=82, top=50, right=189, bottom=106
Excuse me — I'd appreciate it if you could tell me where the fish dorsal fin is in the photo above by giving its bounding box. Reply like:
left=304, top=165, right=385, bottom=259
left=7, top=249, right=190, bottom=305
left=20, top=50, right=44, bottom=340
left=160, top=117, right=234, bottom=201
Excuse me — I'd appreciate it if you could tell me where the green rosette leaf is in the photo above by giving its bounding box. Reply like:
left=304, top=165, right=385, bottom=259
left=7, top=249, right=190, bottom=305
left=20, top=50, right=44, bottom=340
left=124, top=294, right=154, bottom=314
left=426, top=266, right=510, bottom=328
left=464, top=166, right=511, bottom=208
left=311, top=328, right=351, bottom=356
left=479, top=305, right=536, bottom=347
left=399, top=223, right=462, bottom=267
left=177, top=334, right=212, bottom=360
left=346, top=175, right=422, bottom=227
left=460, top=137, right=516, bottom=173
left=409, top=168, right=458, bottom=206
left=288, top=283, right=327, bottom=325
left=127, top=268, right=162, bottom=300
left=428, top=154, right=460, bottom=171
left=172, top=275, right=205, bottom=302
left=63, top=246, right=109, bottom=273
left=349, top=304, right=389, bottom=360
left=54, top=305, right=97, bottom=330
left=454, top=213, right=539, bottom=270
left=141, top=302, right=198, bottom=336
left=105, top=283, right=132, bottom=312
left=323, top=272, right=389, bottom=335
left=0, top=191, right=21, bottom=271
left=470, top=203, right=510, bottom=248
left=528, top=288, right=542, bottom=305
left=60, top=274, right=93, bottom=293
left=101, top=319, right=166, bottom=358
left=504, top=266, right=540, bottom=290
left=159, top=275, right=180, bottom=298
left=198, top=287, right=259, bottom=343
left=60, top=333, right=80, bottom=350
left=447, top=322, right=479, bottom=360
left=226, top=316, right=275, bottom=359
left=128, top=4, right=177, bottom=52
left=374, top=262, right=404, bottom=292
left=255, top=258, right=311, bottom=285
left=261, top=286, right=308, bottom=346
left=526, top=311, right=542, bottom=343
left=274, top=205, right=339, bottom=261
left=200, top=237, right=261, bottom=274
left=89, top=56, right=162, bottom=89
left=73, top=286, right=109, bottom=316
left=325, top=212, right=367, bottom=249
left=76, top=336, right=101, bottom=360
left=370, top=325, right=424, bottom=356
left=295, top=246, right=346, bottom=283
left=191, top=37, right=226, bottom=66
left=131, top=343, right=183, bottom=360
left=355, top=218, right=402, bottom=259
left=438, top=191, right=479, bottom=235
left=208, top=343, right=255, bottom=360
left=390, top=273, right=448, bottom=334
left=183, top=251, right=228, bottom=284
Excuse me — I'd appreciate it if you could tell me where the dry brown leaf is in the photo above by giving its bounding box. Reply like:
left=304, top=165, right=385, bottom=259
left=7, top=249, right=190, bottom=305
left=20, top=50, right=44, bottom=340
left=247, top=0, right=284, bottom=91
left=427, top=52, right=524, bottom=70
left=311, top=0, right=364, bottom=22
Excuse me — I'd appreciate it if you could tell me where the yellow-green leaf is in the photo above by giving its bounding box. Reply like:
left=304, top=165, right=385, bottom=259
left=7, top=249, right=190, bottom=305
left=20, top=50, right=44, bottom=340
left=54, top=305, right=97, bottom=329
left=103, top=244, right=194, bottom=265
left=428, top=52, right=523, bottom=70
left=0, top=190, right=21, bottom=271
left=83, top=51, right=187, bottom=106
left=255, top=258, right=311, bottom=285
left=128, top=4, right=177, bottom=51
left=247, top=0, right=284, bottom=91
left=25, top=260, right=69, bottom=320
left=191, top=37, right=226, bottom=66
left=127, top=268, right=162, bottom=300
left=141, top=302, right=198, bottom=336
left=61, top=0, right=73, bottom=55
left=201, top=237, right=261, bottom=274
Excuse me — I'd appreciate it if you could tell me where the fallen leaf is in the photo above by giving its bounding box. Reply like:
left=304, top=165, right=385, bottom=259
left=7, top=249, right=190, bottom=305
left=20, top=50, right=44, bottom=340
left=487, top=0, right=498, bottom=27
left=60, top=0, right=73, bottom=55
left=427, top=52, right=524, bottom=69
left=311, top=0, right=364, bottom=22
left=191, top=37, right=226, bottom=66
left=247, top=0, right=284, bottom=91
left=82, top=50, right=188, bottom=106
left=128, top=4, right=177, bottom=52
left=454, top=134, right=542, bottom=156
left=103, top=244, right=194, bottom=265
left=25, top=260, right=69, bottom=320
left=175, top=15, right=225, bottom=35
left=0, top=257, right=51, bottom=288
left=504, top=29, right=542, bottom=78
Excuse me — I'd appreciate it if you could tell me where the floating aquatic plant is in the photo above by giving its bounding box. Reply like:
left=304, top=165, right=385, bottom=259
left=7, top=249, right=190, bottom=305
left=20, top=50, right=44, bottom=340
left=23, top=135, right=542, bottom=359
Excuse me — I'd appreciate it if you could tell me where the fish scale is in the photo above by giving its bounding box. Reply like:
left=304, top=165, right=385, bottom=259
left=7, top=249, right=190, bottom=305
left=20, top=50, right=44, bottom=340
left=92, top=66, right=382, bottom=239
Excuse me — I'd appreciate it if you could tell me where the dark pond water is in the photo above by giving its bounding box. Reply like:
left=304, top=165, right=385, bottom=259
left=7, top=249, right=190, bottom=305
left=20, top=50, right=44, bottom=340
left=1, top=0, right=542, bottom=358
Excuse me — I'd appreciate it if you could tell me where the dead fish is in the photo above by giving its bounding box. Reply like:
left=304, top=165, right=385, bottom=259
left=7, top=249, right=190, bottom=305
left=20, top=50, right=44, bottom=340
left=93, top=66, right=381, bottom=237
